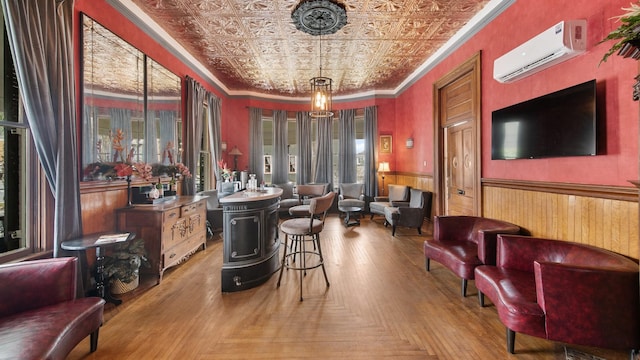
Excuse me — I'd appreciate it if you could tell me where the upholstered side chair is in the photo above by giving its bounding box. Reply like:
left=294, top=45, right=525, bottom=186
left=369, top=184, right=409, bottom=220
left=383, top=189, right=433, bottom=236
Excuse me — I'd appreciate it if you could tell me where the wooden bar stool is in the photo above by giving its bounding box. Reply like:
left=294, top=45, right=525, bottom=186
left=277, top=191, right=335, bottom=301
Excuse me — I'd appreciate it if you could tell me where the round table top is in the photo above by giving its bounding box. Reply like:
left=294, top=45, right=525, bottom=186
left=61, top=232, right=136, bottom=251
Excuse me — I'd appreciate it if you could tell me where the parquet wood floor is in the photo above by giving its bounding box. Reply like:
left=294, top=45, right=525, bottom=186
left=68, top=215, right=631, bottom=359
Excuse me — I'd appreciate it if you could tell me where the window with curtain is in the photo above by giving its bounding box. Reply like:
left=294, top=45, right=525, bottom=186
left=260, top=111, right=299, bottom=184
left=261, top=109, right=366, bottom=188
left=197, top=102, right=211, bottom=192
left=0, top=13, right=37, bottom=259
left=355, top=112, right=365, bottom=183
left=287, top=118, right=297, bottom=182
left=262, top=115, right=273, bottom=184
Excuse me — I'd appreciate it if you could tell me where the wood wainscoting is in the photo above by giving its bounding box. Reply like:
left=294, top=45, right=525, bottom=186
left=80, top=180, right=129, bottom=235
left=482, top=179, right=639, bottom=260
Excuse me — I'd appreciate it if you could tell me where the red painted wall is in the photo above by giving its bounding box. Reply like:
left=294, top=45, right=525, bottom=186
left=396, top=0, right=638, bottom=186
left=77, top=0, right=638, bottom=187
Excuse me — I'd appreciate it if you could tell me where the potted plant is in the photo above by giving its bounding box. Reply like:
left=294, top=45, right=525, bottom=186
left=600, top=3, right=640, bottom=63
left=103, top=238, right=150, bottom=294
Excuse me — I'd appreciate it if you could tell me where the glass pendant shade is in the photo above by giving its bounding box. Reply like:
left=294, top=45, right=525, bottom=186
left=310, top=76, right=333, bottom=118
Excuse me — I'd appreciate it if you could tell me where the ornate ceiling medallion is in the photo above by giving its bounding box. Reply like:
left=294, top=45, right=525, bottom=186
left=291, top=0, right=347, bottom=36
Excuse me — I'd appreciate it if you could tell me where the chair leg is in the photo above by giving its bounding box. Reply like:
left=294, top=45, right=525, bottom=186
left=461, top=279, right=467, bottom=297
left=299, top=233, right=306, bottom=301
left=315, top=233, right=330, bottom=288
left=425, top=258, right=430, bottom=271
left=277, top=234, right=289, bottom=287
left=478, top=291, right=485, bottom=307
left=391, top=225, right=396, bottom=236
left=506, top=328, right=516, bottom=354
left=417, top=226, right=422, bottom=234
left=90, top=328, right=100, bottom=352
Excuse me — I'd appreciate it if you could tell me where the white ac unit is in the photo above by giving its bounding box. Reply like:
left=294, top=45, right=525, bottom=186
left=493, top=20, right=587, bottom=83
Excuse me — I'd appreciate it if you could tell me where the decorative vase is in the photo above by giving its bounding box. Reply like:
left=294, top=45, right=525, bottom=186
left=149, top=186, right=160, bottom=199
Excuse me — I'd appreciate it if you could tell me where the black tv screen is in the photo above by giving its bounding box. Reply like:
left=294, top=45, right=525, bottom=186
left=491, top=79, right=597, bottom=160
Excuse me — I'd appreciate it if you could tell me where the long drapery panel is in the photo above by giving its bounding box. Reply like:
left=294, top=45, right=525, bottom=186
left=272, top=110, right=288, bottom=184
left=2, top=0, right=80, bottom=256
left=338, top=109, right=356, bottom=184
left=296, top=111, right=312, bottom=185
left=184, top=76, right=205, bottom=195
left=364, top=106, right=378, bottom=198
left=313, top=116, right=333, bottom=187
left=208, top=95, right=222, bottom=184
left=248, top=107, right=264, bottom=181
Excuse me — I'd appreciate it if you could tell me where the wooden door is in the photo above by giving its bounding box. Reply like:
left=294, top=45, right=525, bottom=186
left=433, top=53, right=481, bottom=216
left=445, top=122, right=474, bottom=215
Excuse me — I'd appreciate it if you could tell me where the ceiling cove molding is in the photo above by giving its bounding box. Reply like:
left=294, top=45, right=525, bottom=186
left=109, top=0, right=513, bottom=103
left=394, top=0, right=516, bottom=96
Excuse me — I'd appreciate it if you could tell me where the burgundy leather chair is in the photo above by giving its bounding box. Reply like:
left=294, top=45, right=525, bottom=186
left=0, top=257, right=106, bottom=359
left=423, top=215, right=520, bottom=296
left=475, top=234, right=640, bottom=356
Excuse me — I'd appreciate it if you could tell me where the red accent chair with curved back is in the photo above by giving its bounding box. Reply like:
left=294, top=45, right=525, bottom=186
left=474, top=234, right=640, bottom=356
left=423, top=215, right=521, bottom=297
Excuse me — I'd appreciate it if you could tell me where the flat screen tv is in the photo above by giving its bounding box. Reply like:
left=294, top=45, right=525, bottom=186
left=491, top=79, right=597, bottom=160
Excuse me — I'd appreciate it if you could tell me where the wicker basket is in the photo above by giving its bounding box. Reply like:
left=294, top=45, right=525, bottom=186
left=110, top=276, right=140, bottom=294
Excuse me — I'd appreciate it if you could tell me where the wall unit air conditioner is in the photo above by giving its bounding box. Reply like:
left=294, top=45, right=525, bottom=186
left=493, top=19, right=587, bottom=83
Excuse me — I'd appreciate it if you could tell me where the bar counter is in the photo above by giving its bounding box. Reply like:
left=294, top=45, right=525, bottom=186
left=219, top=187, right=282, bottom=292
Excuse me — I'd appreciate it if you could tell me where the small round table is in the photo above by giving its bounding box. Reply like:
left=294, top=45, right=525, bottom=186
left=338, top=206, right=362, bottom=227
left=61, top=232, right=136, bottom=305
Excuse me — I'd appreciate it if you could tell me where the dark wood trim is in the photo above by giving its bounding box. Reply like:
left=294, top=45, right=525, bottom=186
left=392, top=171, right=433, bottom=178
left=482, top=178, right=638, bottom=202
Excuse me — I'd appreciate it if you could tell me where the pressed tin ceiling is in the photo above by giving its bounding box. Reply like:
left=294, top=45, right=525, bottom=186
left=118, top=0, right=505, bottom=98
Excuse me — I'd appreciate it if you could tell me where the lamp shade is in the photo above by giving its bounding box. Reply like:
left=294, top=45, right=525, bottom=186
left=229, top=146, right=243, bottom=156
left=378, top=162, right=390, bottom=173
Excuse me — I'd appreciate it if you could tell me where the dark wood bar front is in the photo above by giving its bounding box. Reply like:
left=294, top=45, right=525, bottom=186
left=219, top=188, right=282, bottom=292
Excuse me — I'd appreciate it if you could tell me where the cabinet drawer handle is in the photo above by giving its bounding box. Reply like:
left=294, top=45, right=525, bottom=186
left=169, top=253, right=176, bottom=259
left=168, top=212, right=177, bottom=218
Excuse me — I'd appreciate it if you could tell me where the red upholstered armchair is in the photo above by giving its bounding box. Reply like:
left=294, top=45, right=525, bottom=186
left=0, top=257, right=106, bottom=359
left=475, top=235, right=640, bottom=355
left=423, top=215, right=520, bottom=297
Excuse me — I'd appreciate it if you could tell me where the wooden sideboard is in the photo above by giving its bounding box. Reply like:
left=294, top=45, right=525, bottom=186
left=116, top=196, right=207, bottom=284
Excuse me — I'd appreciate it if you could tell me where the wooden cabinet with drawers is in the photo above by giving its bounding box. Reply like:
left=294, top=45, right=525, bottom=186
left=116, top=196, right=207, bottom=284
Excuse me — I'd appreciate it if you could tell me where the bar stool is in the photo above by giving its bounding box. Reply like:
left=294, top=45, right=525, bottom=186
left=277, top=191, right=335, bottom=301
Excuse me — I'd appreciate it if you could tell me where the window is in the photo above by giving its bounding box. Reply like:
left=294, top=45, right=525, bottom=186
left=196, top=103, right=211, bottom=192
left=355, top=113, right=365, bottom=183
left=0, top=15, right=37, bottom=260
left=261, top=109, right=365, bottom=187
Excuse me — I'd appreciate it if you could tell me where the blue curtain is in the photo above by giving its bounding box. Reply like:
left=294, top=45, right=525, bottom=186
left=184, top=76, right=205, bottom=195
left=364, top=106, right=378, bottom=198
left=313, top=116, right=333, bottom=187
left=208, top=95, right=222, bottom=184
left=248, top=107, right=264, bottom=182
left=158, top=110, right=175, bottom=164
left=296, top=111, right=312, bottom=185
left=338, top=109, right=356, bottom=183
left=272, top=110, right=288, bottom=184
left=1, top=0, right=80, bottom=256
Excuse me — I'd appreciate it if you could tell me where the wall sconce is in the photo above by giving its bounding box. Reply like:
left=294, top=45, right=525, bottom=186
left=406, top=137, right=414, bottom=149
left=221, top=141, right=227, bottom=151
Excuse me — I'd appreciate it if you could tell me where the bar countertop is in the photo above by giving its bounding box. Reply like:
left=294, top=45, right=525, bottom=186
left=218, top=187, right=283, bottom=204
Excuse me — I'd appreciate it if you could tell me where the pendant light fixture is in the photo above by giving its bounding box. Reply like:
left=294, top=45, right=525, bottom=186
left=292, top=0, right=347, bottom=118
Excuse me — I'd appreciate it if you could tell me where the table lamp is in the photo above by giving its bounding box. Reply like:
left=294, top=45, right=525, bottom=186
left=229, top=146, right=243, bottom=171
left=377, top=162, right=390, bottom=195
